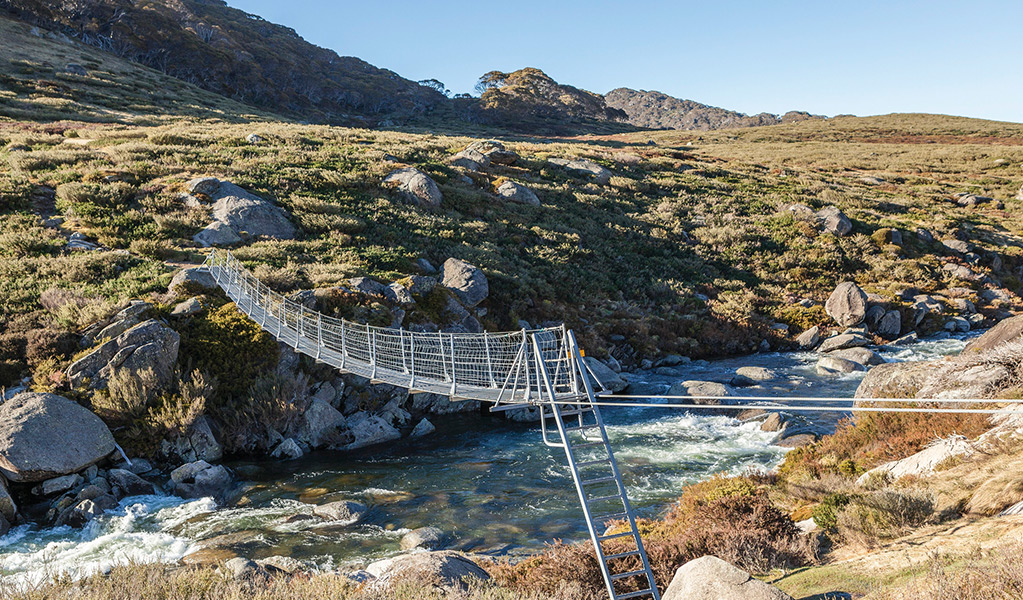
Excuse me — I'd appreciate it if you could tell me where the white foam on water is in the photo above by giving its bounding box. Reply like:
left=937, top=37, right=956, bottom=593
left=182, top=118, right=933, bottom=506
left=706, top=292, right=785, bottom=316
left=0, top=495, right=215, bottom=586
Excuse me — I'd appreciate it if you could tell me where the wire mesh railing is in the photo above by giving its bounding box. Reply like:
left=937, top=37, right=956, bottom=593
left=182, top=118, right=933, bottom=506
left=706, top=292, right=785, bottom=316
left=202, top=249, right=578, bottom=402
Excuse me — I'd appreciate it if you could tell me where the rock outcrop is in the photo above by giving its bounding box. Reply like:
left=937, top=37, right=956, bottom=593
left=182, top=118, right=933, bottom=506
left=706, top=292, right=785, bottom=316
left=67, top=319, right=180, bottom=389
left=547, top=157, right=612, bottom=184
left=0, top=393, right=115, bottom=482
left=663, top=555, right=793, bottom=600
left=964, top=314, right=1023, bottom=354
left=495, top=180, right=540, bottom=205
left=583, top=357, right=628, bottom=392
left=368, top=551, right=489, bottom=593
left=192, top=179, right=296, bottom=247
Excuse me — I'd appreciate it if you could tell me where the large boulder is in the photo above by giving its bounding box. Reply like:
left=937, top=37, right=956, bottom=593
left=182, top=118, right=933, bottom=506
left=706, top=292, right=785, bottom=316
left=854, top=361, right=933, bottom=398
left=382, top=168, right=443, bottom=207
left=548, top=157, right=612, bottom=184
left=964, top=314, right=1023, bottom=354
left=169, top=267, right=218, bottom=296
left=193, top=180, right=296, bottom=247
left=107, top=468, right=156, bottom=497
left=583, top=357, right=628, bottom=392
left=829, top=347, right=885, bottom=366
left=663, top=555, right=792, bottom=600
left=67, top=319, right=180, bottom=389
left=0, top=393, right=115, bottom=483
left=856, top=436, right=972, bottom=485
left=796, top=325, right=820, bottom=349
left=668, top=380, right=732, bottom=401
left=495, top=180, right=540, bottom=206
left=369, top=551, right=489, bottom=592
left=298, top=399, right=347, bottom=449
left=440, top=258, right=489, bottom=307
left=825, top=282, right=869, bottom=327
left=450, top=149, right=490, bottom=171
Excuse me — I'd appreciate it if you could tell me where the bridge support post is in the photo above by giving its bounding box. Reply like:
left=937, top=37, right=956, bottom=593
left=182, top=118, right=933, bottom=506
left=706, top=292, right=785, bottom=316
left=369, top=325, right=377, bottom=379
left=449, top=334, right=457, bottom=396
left=484, top=332, right=495, bottom=387
left=340, top=319, right=347, bottom=368
left=316, top=314, right=322, bottom=360
left=409, top=333, right=416, bottom=388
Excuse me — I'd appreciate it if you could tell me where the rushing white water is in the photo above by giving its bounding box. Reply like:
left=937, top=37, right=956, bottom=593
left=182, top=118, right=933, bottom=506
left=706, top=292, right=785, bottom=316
left=0, top=495, right=213, bottom=585
left=0, top=332, right=976, bottom=584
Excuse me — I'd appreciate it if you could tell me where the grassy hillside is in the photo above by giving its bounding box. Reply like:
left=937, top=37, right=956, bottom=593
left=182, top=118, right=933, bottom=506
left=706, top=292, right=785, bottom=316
left=0, top=15, right=277, bottom=124
left=2, top=113, right=1022, bottom=390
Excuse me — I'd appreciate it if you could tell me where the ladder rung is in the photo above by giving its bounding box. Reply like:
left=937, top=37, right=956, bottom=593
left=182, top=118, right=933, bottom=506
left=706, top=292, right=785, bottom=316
left=565, top=423, right=599, bottom=432
left=586, top=494, right=623, bottom=505
left=611, top=569, right=648, bottom=581
left=573, top=441, right=607, bottom=449
left=598, top=531, right=634, bottom=542
left=615, top=589, right=656, bottom=599
left=556, top=407, right=593, bottom=417
left=581, top=476, right=618, bottom=486
left=604, top=549, right=640, bottom=561
left=593, top=512, right=629, bottom=523
left=574, top=458, right=610, bottom=467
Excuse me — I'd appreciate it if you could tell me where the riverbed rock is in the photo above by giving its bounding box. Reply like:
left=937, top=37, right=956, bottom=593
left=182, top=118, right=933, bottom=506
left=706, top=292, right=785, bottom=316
left=668, top=380, right=732, bottom=401
left=193, top=180, right=296, bottom=247
left=876, top=310, right=902, bottom=339
left=107, top=468, right=156, bottom=497
left=964, top=314, right=1023, bottom=353
left=299, top=399, right=347, bottom=449
left=818, top=333, right=870, bottom=353
left=825, top=282, right=869, bottom=327
left=170, top=461, right=232, bottom=499
left=796, top=326, right=821, bottom=349
left=313, top=500, right=367, bottom=523
left=440, top=258, right=489, bottom=307
left=828, top=347, right=885, bottom=367
left=400, top=526, right=449, bottom=551
left=0, top=476, right=16, bottom=521
left=548, top=157, right=612, bottom=184
left=816, top=355, right=865, bottom=375
left=864, top=304, right=886, bottom=332
left=58, top=496, right=119, bottom=528
left=33, top=473, right=83, bottom=496
left=409, top=418, right=436, bottom=438
left=382, top=168, right=443, bottom=207
left=370, top=551, right=489, bottom=592
left=583, top=357, right=628, bottom=392
left=66, top=319, right=180, bottom=390
left=344, top=413, right=401, bottom=450
left=663, top=555, right=793, bottom=600
left=271, top=438, right=304, bottom=460
left=495, top=180, right=540, bottom=206
left=0, top=393, right=115, bottom=483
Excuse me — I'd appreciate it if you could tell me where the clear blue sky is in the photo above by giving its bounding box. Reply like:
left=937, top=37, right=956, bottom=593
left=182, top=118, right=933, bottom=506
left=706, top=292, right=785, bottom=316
left=229, top=0, right=1023, bottom=123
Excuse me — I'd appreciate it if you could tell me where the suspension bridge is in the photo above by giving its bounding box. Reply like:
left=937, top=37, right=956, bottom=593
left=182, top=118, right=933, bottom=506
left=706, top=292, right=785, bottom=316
left=201, top=248, right=1020, bottom=600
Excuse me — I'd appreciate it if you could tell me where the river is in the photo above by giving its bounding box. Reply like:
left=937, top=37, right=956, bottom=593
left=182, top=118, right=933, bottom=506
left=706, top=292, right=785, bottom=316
left=0, top=334, right=974, bottom=584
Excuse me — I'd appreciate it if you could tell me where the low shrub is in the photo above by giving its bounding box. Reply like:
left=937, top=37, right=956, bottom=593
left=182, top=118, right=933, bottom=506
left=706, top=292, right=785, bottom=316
left=489, top=475, right=817, bottom=597
left=812, top=493, right=851, bottom=532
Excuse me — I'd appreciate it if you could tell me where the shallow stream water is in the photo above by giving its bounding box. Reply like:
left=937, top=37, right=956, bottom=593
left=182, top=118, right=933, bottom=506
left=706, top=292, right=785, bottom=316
left=0, top=334, right=975, bottom=584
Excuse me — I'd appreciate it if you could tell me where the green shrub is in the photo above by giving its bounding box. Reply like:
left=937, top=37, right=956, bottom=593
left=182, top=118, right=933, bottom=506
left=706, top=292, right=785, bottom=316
left=812, top=493, right=851, bottom=532
left=837, top=489, right=934, bottom=545
left=55, top=182, right=136, bottom=219
left=0, top=175, right=33, bottom=211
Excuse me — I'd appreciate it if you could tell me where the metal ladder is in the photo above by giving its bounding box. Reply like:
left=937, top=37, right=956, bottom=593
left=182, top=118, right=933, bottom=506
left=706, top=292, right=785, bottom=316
left=530, top=331, right=661, bottom=600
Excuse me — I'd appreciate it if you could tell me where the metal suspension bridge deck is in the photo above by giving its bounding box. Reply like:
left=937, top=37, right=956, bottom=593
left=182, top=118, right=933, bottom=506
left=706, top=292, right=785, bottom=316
left=202, top=249, right=661, bottom=600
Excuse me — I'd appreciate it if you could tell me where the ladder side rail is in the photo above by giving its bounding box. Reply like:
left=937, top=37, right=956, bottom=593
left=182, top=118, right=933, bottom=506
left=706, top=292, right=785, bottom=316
left=567, top=330, right=660, bottom=600
left=530, top=334, right=617, bottom=600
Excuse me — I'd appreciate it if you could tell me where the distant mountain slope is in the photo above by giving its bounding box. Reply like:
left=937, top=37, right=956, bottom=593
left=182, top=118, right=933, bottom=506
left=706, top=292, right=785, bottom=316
left=473, top=68, right=631, bottom=134
left=0, top=15, right=275, bottom=124
left=0, top=0, right=444, bottom=125
left=605, top=88, right=823, bottom=131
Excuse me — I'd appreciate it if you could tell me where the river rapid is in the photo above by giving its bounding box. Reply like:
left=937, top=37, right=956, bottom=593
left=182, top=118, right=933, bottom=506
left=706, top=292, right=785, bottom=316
left=0, top=334, right=974, bottom=584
